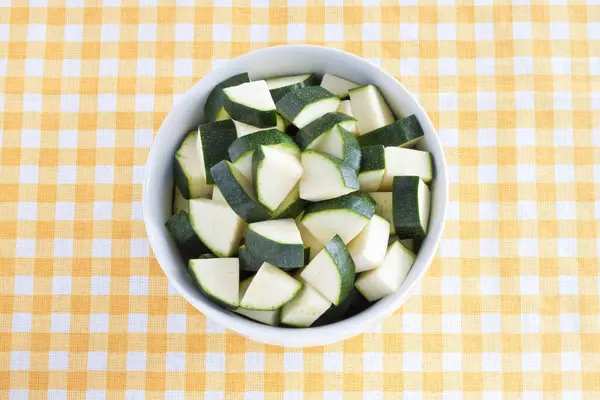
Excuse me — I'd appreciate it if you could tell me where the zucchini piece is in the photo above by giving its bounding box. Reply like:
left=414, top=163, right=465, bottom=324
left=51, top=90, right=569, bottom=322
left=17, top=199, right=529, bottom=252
left=276, top=86, right=341, bottom=128
left=204, top=72, right=250, bottom=122
left=210, top=160, right=271, bottom=223
left=300, top=235, right=356, bottom=306
left=188, top=199, right=245, bottom=257
left=233, top=114, right=286, bottom=138
left=173, top=186, right=189, bottom=213
left=234, top=276, right=280, bottom=325
left=348, top=85, right=395, bottom=135
left=354, top=240, right=415, bottom=302
left=295, top=112, right=357, bottom=150
left=320, top=73, right=359, bottom=99
left=240, top=262, right=303, bottom=311
left=223, top=80, right=277, bottom=128
left=165, top=211, right=209, bottom=259
left=295, top=212, right=324, bottom=261
left=347, top=214, right=391, bottom=273
left=367, top=192, right=396, bottom=235
left=245, top=219, right=305, bottom=268
left=393, top=176, right=431, bottom=240
left=271, top=184, right=306, bottom=220
left=228, top=129, right=299, bottom=162
left=211, top=185, right=227, bottom=203
left=380, top=147, right=433, bottom=189
left=313, top=288, right=364, bottom=326
left=337, top=99, right=353, bottom=117
left=174, top=130, right=213, bottom=199
left=301, top=192, right=376, bottom=245
left=189, top=258, right=239, bottom=308
left=357, top=115, right=424, bottom=148
left=299, top=150, right=359, bottom=202
left=358, top=145, right=385, bottom=192
left=280, top=269, right=331, bottom=327
left=196, top=120, right=237, bottom=185
left=266, top=73, right=317, bottom=103
left=399, top=239, right=418, bottom=252
left=313, top=126, right=361, bottom=172
left=238, top=245, right=264, bottom=272
left=252, top=145, right=304, bottom=212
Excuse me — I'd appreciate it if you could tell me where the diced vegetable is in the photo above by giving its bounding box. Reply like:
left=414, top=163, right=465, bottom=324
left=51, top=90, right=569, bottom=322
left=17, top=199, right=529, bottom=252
left=295, top=212, right=324, bottom=261
left=174, top=130, right=212, bottom=199
left=232, top=114, right=286, bottom=137
left=173, top=186, right=189, bottom=213
left=276, top=87, right=341, bottom=128
left=367, top=192, right=396, bottom=235
left=393, top=176, right=431, bottom=240
left=189, top=258, right=240, bottom=308
left=320, top=73, right=359, bottom=99
left=280, top=269, right=331, bottom=327
left=348, top=85, right=395, bottom=135
left=271, top=184, right=306, bottom=220
left=234, top=276, right=280, bottom=325
left=337, top=99, right=353, bottom=117
left=188, top=199, right=245, bottom=257
left=299, top=150, right=359, bottom=202
left=313, top=126, right=361, bottom=172
left=295, top=112, right=357, bottom=150
left=165, top=211, right=209, bottom=259
left=347, top=214, right=391, bottom=272
left=228, top=129, right=299, bottom=162
left=301, top=235, right=356, bottom=305
left=380, top=147, right=433, bottom=190
left=211, top=186, right=227, bottom=203
left=301, top=192, right=376, bottom=245
left=196, top=120, right=238, bottom=185
left=357, top=145, right=385, bottom=192
left=357, top=114, right=424, bottom=148
left=245, top=219, right=305, bottom=268
left=223, top=80, right=277, bottom=127
left=354, top=240, right=415, bottom=302
left=238, top=245, right=264, bottom=272
left=266, top=73, right=317, bottom=103
left=240, top=262, right=303, bottom=311
left=204, top=73, right=250, bottom=122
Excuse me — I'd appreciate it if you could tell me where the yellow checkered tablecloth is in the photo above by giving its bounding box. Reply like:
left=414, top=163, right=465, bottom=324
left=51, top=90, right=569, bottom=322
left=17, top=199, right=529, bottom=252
left=1, top=0, right=599, bottom=397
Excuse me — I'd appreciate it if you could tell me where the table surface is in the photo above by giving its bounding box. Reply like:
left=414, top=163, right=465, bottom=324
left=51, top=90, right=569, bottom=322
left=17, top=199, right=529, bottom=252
left=1, top=1, right=599, bottom=398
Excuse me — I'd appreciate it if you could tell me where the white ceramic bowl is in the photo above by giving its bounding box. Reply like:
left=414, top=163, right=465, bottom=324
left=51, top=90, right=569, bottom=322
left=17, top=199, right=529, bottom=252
left=143, top=45, right=447, bottom=347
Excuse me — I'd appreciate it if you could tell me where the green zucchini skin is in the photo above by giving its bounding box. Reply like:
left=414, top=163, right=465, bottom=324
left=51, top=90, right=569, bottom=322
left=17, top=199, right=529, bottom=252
left=223, top=95, right=277, bottom=128
left=304, top=192, right=376, bottom=219
left=238, top=245, right=265, bottom=272
left=313, top=288, right=368, bottom=326
left=198, top=119, right=237, bottom=184
left=245, top=226, right=305, bottom=269
left=357, top=114, right=424, bottom=147
left=337, top=127, right=361, bottom=172
left=392, top=176, right=427, bottom=239
left=165, top=211, right=209, bottom=259
left=228, top=129, right=298, bottom=162
left=204, top=73, right=250, bottom=122
left=359, top=145, right=385, bottom=173
left=323, top=235, right=356, bottom=304
left=173, top=131, right=196, bottom=199
left=295, top=112, right=356, bottom=150
left=187, top=259, right=239, bottom=310
left=268, top=74, right=318, bottom=103
left=276, top=86, right=338, bottom=121
left=210, top=160, right=272, bottom=223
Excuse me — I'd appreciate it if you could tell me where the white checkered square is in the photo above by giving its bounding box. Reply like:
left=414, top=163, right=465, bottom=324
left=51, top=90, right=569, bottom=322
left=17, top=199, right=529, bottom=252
left=438, top=23, right=456, bottom=40
left=49, top=352, right=69, bottom=371
left=521, top=313, right=541, bottom=333
left=439, top=93, right=458, bottom=111
left=480, top=276, right=500, bottom=295
left=14, top=276, right=34, bottom=295
left=99, top=59, right=119, bottom=77
left=402, top=352, right=422, bottom=371
left=323, top=352, right=343, bottom=372
left=442, top=313, right=461, bottom=333
left=61, top=94, right=80, bottom=112
left=51, top=313, right=71, bottom=333
left=560, top=313, right=580, bottom=333
left=166, top=352, right=186, bottom=372
left=28, top=24, right=46, bottom=41
left=129, top=276, right=148, bottom=295
left=87, top=390, right=106, bottom=400
left=132, top=202, right=144, bottom=221
left=478, top=164, right=497, bottom=183
left=475, top=22, right=494, bottom=40
left=92, top=239, right=112, bottom=258
left=514, top=57, right=534, bottom=75
left=363, top=352, right=383, bottom=372
left=513, top=22, right=531, bottom=40
left=25, top=59, right=44, bottom=77
left=400, top=23, right=418, bottom=40
left=562, top=352, right=581, bottom=371
left=515, top=128, right=535, bottom=146
left=91, top=276, right=111, bottom=295
left=95, top=165, right=114, bottom=184
left=324, top=24, right=343, bottom=41
left=441, top=276, right=461, bottom=295
left=101, top=24, right=120, bottom=42
left=89, top=313, right=109, bottom=333
left=167, top=314, right=187, bottom=333
left=284, top=352, right=303, bottom=372
left=165, top=392, right=184, bottom=400
left=52, top=276, right=72, bottom=295
left=12, top=313, right=32, bottom=332
left=520, top=276, right=539, bottom=295
left=446, top=201, right=459, bottom=221
left=481, top=314, right=501, bottom=333
left=126, top=391, right=146, bottom=400
left=250, top=25, right=269, bottom=42
left=480, top=238, right=499, bottom=257
left=175, top=23, right=194, bottom=41
left=481, top=353, right=502, bottom=372
left=479, top=202, right=498, bottom=221
left=136, top=58, right=155, bottom=77
left=559, top=275, right=579, bottom=295
left=476, top=58, right=495, bottom=75
left=16, top=239, right=36, bottom=257
left=288, top=24, right=306, bottom=41
left=522, top=352, right=541, bottom=372
left=57, top=165, right=77, bottom=184
left=64, top=24, right=83, bottom=42
left=245, top=352, right=265, bottom=372
left=443, top=352, right=462, bottom=371
left=23, top=93, right=42, bottom=111
left=130, top=238, right=149, bottom=258
left=18, top=202, right=37, bottom=220
left=205, top=353, right=225, bottom=372
left=132, top=165, right=145, bottom=184
left=174, top=58, right=193, bottom=77
left=58, top=130, right=78, bottom=148
left=98, top=94, right=117, bottom=112
left=400, top=58, right=419, bottom=76
left=213, top=25, right=231, bottom=42
left=440, top=238, right=460, bottom=258
left=552, top=57, right=571, bottom=75
left=93, top=202, right=113, bottom=221
left=135, top=94, right=154, bottom=111
left=55, top=202, right=75, bottom=221
left=251, top=0, right=269, bottom=7
left=554, top=92, right=572, bottom=110
left=127, top=352, right=147, bottom=371
left=515, top=91, right=534, bottom=110
left=62, top=59, right=81, bottom=77
left=128, top=314, right=148, bottom=333
left=438, top=58, right=457, bottom=75
left=88, top=352, right=108, bottom=371
left=11, top=351, right=30, bottom=370
left=138, top=23, right=156, bottom=41
left=518, top=201, right=537, bottom=220
left=550, top=22, right=569, bottom=40
left=516, top=164, right=536, bottom=182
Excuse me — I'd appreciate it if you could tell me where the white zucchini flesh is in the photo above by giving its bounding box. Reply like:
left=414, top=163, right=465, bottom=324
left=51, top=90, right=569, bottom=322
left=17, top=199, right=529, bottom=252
left=280, top=270, right=331, bottom=327
left=320, top=73, right=360, bottom=98
left=302, top=210, right=370, bottom=245
left=347, top=214, right=391, bottom=273
left=299, top=151, right=358, bottom=202
left=380, top=147, right=433, bottom=190
left=255, top=146, right=303, bottom=212
left=249, top=218, right=303, bottom=245
left=234, top=277, right=280, bottom=325
left=295, top=214, right=324, bottom=261
left=354, top=241, right=416, bottom=302
left=358, top=170, right=384, bottom=192
left=233, top=115, right=285, bottom=138
left=367, top=192, right=395, bottom=235
left=266, top=74, right=313, bottom=90
left=240, top=263, right=303, bottom=311
left=232, top=151, right=254, bottom=183
left=211, top=185, right=227, bottom=203
left=173, top=186, right=189, bottom=213
left=337, top=99, right=353, bottom=117
left=176, top=132, right=212, bottom=199
left=313, top=126, right=344, bottom=159
left=418, top=178, right=431, bottom=234
left=188, top=199, right=245, bottom=257
left=349, top=85, right=395, bottom=135
left=223, top=80, right=276, bottom=111
left=294, top=98, right=341, bottom=129
left=299, top=247, right=347, bottom=305
left=189, top=258, right=239, bottom=307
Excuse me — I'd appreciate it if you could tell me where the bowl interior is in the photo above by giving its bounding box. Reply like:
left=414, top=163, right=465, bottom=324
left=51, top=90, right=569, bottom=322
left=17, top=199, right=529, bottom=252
left=144, top=45, right=447, bottom=347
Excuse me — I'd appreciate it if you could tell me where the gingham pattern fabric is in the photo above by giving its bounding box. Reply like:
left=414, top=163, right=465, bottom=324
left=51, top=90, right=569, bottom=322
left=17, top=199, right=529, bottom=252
left=1, top=0, right=599, bottom=398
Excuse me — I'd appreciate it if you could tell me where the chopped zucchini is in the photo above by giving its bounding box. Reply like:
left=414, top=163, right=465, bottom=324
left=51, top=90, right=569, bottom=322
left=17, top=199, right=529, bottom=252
left=234, top=276, right=280, bottom=325
left=173, top=186, right=189, bottom=213
left=301, top=235, right=356, bottom=306
left=320, top=73, right=359, bottom=99
left=380, top=147, right=433, bottom=190
left=357, top=115, right=424, bottom=148
left=393, top=176, right=431, bottom=240
left=238, top=245, right=264, bottom=272
left=354, top=240, right=415, bottom=302
left=367, top=192, right=396, bottom=235
left=348, top=85, right=395, bottom=135
left=188, top=199, right=245, bottom=257
left=165, top=211, right=209, bottom=259
left=223, top=80, right=277, bottom=128
left=347, top=214, right=391, bottom=273
left=295, top=212, right=324, bottom=261
left=295, top=112, right=357, bottom=150
left=271, top=184, right=306, bottom=220
left=357, top=145, right=385, bottom=192
left=233, top=114, right=286, bottom=137
left=266, top=73, right=317, bottom=103
left=196, top=120, right=237, bottom=185
left=280, top=269, right=331, bottom=327
left=299, top=150, right=359, bottom=202
left=189, top=258, right=239, bottom=308
left=240, top=262, right=303, bottom=311
left=228, top=129, right=299, bottom=162
left=173, top=130, right=212, bottom=199
left=276, top=86, right=341, bottom=128
left=337, top=99, right=353, bottom=117
left=245, top=219, right=305, bottom=268
left=211, top=185, right=227, bottom=203
left=204, top=73, right=250, bottom=122
left=313, top=126, right=361, bottom=172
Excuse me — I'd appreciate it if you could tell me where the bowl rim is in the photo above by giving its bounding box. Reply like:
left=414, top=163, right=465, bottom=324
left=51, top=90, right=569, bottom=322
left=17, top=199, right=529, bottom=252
left=143, top=44, right=448, bottom=347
